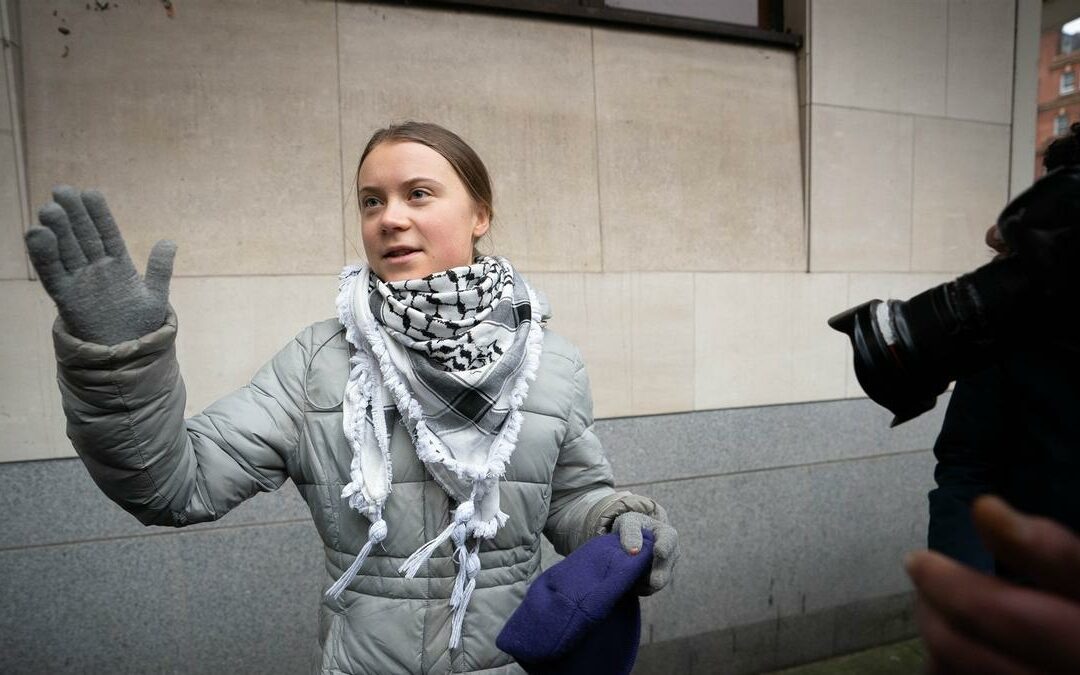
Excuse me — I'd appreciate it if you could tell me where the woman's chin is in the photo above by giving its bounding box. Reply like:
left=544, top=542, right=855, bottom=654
left=372, top=254, right=473, bottom=282
left=374, top=263, right=436, bottom=282
left=373, top=254, right=426, bottom=282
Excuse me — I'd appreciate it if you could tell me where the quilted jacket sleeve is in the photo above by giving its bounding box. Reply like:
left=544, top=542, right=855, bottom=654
left=543, top=351, right=621, bottom=555
left=52, top=308, right=306, bottom=527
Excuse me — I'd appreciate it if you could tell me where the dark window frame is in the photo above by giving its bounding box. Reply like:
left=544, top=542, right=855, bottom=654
left=369, top=0, right=802, bottom=50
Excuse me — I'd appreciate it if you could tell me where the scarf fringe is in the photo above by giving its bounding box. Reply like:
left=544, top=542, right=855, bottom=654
left=337, top=266, right=394, bottom=513
left=480, top=283, right=545, bottom=478
left=325, top=516, right=387, bottom=601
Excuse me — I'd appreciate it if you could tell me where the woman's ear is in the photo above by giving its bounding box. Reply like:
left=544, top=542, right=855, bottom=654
left=472, top=208, right=491, bottom=239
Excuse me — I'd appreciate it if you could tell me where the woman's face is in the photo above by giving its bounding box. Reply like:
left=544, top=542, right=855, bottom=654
left=358, top=141, right=489, bottom=282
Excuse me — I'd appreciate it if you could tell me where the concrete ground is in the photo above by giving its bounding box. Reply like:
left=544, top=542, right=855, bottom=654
left=765, top=639, right=926, bottom=675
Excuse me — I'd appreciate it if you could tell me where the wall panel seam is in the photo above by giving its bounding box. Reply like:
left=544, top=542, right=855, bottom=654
left=1007, top=0, right=1019, bottom=195
left=1, top=0, right=30, bottom=280
left=124, top=273, right=341, bottom=280
left=334, top=0, right=347, bottom=269
left=616, top=447, right=932, bottom=490
left=602, top=393, right=882, bottom=421
left=908, top=111, right=916, bottom=271
left=813, top=101, right=1012, bottom=128
left=0, top=516, right=314, bottom=554
left=944, top=0, right=951, bottom=117
left=589, top=27, right=604, bottom=272
left=691, top=271, right=697, bottom=410
left=804, top=0, right=813, bottom=273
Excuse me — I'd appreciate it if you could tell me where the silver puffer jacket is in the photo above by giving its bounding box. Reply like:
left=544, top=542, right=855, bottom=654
left=53, top=310, right=632, bottom=674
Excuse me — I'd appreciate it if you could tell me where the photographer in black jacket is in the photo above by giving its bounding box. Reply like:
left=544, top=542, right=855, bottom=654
left=927, top=125, right=1080, bottom=577
left=905, top=125, right=1080, bottom=673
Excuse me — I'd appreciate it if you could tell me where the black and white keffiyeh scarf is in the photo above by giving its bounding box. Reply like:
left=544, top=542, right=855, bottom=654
left=327, top=256, right=544, bottom=650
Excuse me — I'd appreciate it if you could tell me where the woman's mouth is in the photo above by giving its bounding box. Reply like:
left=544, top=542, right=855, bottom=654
left=384, top=247, right=420, bottom=262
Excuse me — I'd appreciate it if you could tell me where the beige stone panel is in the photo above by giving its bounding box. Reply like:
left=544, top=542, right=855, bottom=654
left=847, top=272, right=958, bottom=308
left=812, top=0, right=947, bottom=116
left=946, top=0, right=1014, bottom=124
left=526, top=271, right=628, bottom=415
left=593, top=28, right=805, bottom=272
left=912, top=117, right=1009, bottom=272
left=694, top=273, right=849, bottom=409
left=628, top=273, right=695, bottom=414
left=169, top=275, right=339, bottom=416
left=0, top=281, right=69, bottom=462
left=336, top=4, right=601, bottom=272
left=525, top=272, right=587, bottom=342
left=529, top=272, right=695, bottom=417
left=809, top=105, right=913, bottom=271
left=535, top=272, right=631, bottom=418
left=0, top=276, right=339, bottom=462
left=842, top=272, right=955, bottom=398
left=578, top=274, right=634, bottom=418
left=0, top=131, right=28, bottom=279
left=21, top=0, right=342, bottom=276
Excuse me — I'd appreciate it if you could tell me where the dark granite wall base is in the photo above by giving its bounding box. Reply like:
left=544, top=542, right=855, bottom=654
left=634, top=592, right=916, bottom=675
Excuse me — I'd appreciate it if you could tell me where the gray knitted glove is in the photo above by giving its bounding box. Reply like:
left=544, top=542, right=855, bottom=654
left=607, top=498, right=680, bottom=596
left=24, top=186, right=176, bottom=345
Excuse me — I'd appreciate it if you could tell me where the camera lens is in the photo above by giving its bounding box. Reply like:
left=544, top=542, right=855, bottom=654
left=829, top=256, right=1033, bottom=426
left=830, top=167, right=1080, bottom=425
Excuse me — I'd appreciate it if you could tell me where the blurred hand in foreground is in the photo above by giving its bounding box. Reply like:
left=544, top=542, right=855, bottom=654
left=906, top=495, right=1080, bottom=674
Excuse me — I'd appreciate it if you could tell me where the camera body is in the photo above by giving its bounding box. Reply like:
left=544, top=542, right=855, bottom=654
left=829, top=166, right=1080, bottom=426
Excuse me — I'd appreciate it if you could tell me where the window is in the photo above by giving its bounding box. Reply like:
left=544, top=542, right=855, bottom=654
left=1062, top=31, right=1080, bottom=54
left=1062, top=18, right=1080, bottom=54
left=1056, top=114, right=1070, bottom=136
left=1062, top=71, right=1076, bottom=95
left=422, top=1, right=799, bottom=48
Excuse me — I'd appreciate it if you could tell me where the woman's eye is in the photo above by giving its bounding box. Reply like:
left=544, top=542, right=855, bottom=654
left=410, top=188, right=430, bottom=200
left=361, top=196, right=381, bottom=209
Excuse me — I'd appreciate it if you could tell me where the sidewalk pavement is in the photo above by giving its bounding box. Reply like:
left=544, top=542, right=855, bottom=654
left=764, top=639, right=926, bottom=675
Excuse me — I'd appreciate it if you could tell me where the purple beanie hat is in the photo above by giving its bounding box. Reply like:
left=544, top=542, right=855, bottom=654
left=496, top=531, right=654, bottom=674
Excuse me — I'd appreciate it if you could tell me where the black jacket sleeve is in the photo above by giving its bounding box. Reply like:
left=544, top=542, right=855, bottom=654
left=927, top=367, right=1007, bottom=573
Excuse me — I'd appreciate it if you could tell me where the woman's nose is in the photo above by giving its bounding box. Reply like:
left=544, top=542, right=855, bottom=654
left=379, top=200, right=411, bottom=231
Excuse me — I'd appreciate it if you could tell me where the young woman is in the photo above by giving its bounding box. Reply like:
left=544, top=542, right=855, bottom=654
left=26, top=121, right=679, bottom=674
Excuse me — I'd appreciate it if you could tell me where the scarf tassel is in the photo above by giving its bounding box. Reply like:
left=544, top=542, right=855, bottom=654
left=399, top=499, right=476, bottom=578
left=325, top=518, right=388, bottom=601
left=448, top=545, right=481, bottom=649
left=449, top=577, right=477, bottom=650
left=450, top=546, right=481, bottom=606
left=398, top=521, right=464, bottom=579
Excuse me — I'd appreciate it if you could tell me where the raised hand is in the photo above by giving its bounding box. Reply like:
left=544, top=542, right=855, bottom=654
left=24, top=186, right=177, bottom=345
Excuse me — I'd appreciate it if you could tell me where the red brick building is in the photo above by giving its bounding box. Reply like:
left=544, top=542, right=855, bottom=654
left=1036, top=19, right=1080, bottom=175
